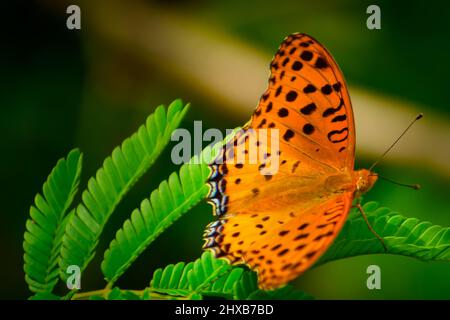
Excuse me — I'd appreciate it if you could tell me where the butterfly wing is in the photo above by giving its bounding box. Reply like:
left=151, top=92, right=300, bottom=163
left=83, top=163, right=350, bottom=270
left=256, top=33, right=355, bottom=170
left=204, top=33, right=357, bottom=289
left=204, top=192, right=353, bottom=289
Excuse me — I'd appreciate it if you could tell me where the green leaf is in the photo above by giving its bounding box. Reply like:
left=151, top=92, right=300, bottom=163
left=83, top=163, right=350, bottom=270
left=101, top=130, right=239, bottom=284
left=148, top=252, right=244, bottom=299
left=317, top=201, right=450, bottom=266
left=107, top=288, right=142, bottom=300
left=101, top=157, right=209, bottom=283
left=23, top=149, right=82, bottom=293
left=150, top=262, right=192, bottom=293
left=59, top=100, right=189, bottom=281
left=233, top=271, right=311, bottom=300
left=233, top=271, right=258, bottom=300
left=187, top=251, right=238, bottom=295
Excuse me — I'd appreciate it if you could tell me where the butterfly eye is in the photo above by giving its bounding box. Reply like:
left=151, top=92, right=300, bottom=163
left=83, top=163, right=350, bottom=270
left=356, top=176, right=367, bottom=192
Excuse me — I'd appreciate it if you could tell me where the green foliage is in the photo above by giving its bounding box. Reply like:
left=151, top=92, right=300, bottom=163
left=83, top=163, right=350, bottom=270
left=107, top=288, right=142, bottom=300
left=23, top=149, right=82, bottom=293
left=21, top=99, right=450, bottom=300
left=59, top=100, right=189, bottom=279
left=101, top=146, right=217, bottom=284
left=148, top=252, right=245, bottom=299
left=317, top=202, right=450, bottom=266
left=101, top=129, right=240, bottom=284
left=148, top=262, right=192, bottom=297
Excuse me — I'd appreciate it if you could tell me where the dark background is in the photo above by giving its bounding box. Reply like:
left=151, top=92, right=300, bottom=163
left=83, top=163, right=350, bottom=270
left=1, top=0, right=449, bottom=299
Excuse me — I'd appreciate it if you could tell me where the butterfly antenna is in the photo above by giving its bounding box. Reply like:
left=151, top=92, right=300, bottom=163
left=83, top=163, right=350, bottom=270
left=376, top=174, right=421, bottom=190
left=369, top=113, right=423, bottom=171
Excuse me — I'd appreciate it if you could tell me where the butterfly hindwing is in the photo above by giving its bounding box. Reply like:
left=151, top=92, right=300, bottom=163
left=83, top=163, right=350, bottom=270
left=204, top=193, right=352, bottom=289
left=246, top=193, right=353, bottom=289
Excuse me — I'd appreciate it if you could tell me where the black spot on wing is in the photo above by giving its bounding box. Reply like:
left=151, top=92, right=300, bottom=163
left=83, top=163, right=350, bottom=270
left=257, top=119, right=267, bottom=128
left=331, top=114, right=347, bottom=122
left=286, top=90, right=298, bottom=102
left=300, top=51, right=313, bottom=61
left=275, top=86, right=282, bottom=97
left=321, top=84, right=333, bottom=95
left=303, top=84, right=316, bottom=93
left=302, top=123, right=314, bottom=135
left=314, top=231, right=334, bottom=241
left=278, top=108, right=289, bottom=117
left=292, top=61, right=303, bottom=71
left=327, top=128, right=349, bottom=143
left=298, top=223, right=309, bottom=230
left=283, top=129, right=295, bottom=141
left=333, top=82, right=342, bottom=92
left=315, top=57, right=328, bottom=69
left=300, top=41, right=309, bottom=48
left=300, top=103, right=317, bottom=115
left=270, top=61, right=279, bottom=70
left=323, top=99, right=344, bottom=117
left=291, top=160, right=300, bottom=173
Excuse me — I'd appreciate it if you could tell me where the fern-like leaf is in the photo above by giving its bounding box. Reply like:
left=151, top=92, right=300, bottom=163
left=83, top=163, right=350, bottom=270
left=149, top=262, right=192, bottom=297
left=23, top=149, right=82, bottom=293
left=101, top=155, right=209, bottom=283
left=187, top=251, right=241, bottom=297
left=107, top=288, right=142, bottom=300
left=317, top=202, right=450, bottom=266
left=148, top=252, right=243, bottom=299
left=59, top=100, right=189, bottom=280
left=101, top=130, right=239, bottom=284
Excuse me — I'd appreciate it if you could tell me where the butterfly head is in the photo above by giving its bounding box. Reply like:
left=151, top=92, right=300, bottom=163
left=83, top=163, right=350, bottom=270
left=354, top=169, right=378, bottom=195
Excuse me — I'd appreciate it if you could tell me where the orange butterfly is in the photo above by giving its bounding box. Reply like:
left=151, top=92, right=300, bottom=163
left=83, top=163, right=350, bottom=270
left=203, top=33, right=380, bottom=290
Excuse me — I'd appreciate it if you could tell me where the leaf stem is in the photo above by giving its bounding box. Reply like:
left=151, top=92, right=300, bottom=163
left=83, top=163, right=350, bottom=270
left=71, top=288, right=196, bottom=300
left=72, top=289, right=112, bottom=300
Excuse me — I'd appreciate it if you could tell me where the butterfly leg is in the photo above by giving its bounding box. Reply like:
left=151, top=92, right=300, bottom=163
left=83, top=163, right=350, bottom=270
left=354, top=202, right=388, bottom=252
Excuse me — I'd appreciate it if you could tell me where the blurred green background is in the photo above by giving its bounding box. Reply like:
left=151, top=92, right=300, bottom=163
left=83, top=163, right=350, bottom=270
left=1, top=0, right=449, bottom=299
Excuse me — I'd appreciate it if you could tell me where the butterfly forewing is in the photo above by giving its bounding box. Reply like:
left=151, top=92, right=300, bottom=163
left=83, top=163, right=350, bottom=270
left=254, top=33, right=355, bottom=170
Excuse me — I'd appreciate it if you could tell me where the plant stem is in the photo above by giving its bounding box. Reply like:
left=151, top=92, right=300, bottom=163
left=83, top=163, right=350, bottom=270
left=71, top=288, right=195, bottom=300
left=72, top=289, right=112, bottom=300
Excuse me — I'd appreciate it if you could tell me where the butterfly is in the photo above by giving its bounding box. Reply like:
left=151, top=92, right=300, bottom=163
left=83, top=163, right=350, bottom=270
left=203, top=33, right=378, bottom=290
